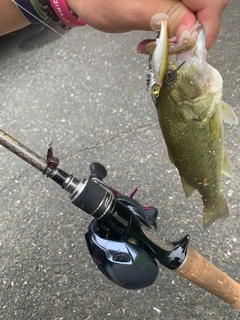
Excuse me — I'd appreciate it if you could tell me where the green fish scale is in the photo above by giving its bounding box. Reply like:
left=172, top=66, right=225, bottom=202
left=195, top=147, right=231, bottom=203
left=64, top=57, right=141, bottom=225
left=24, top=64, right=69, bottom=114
left=155, top=92, right=224, bottom=207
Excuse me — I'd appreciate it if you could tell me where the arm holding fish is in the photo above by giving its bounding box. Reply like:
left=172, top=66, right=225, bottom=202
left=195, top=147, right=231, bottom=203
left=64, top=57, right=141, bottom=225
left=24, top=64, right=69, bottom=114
left=1, top=0, right=227, bottom=49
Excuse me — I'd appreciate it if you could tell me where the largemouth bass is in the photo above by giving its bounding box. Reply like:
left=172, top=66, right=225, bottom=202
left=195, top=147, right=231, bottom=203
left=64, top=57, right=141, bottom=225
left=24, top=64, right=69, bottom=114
left=141, top=14, right=238, bottom=228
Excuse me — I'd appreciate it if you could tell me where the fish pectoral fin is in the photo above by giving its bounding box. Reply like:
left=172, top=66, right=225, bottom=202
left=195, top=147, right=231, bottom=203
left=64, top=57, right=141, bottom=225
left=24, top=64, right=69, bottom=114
left=167, top=148, right=196, bottom=198
left=180, top=177, right=195, bottom=198
left=222, top=150, right=234, bottom=178
left=220, top=100, right=238, bottom=125
left=203, top=193, right=229, bottom=229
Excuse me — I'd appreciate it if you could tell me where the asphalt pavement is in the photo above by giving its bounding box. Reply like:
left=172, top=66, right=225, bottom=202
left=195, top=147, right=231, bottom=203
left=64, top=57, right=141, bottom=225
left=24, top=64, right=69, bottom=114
left=1, top=1, right=240, bottom=319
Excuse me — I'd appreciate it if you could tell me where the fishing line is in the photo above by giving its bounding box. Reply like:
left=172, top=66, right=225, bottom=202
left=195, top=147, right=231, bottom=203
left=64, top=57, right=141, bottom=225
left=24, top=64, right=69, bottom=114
left=11, top=0, right=63, bottom=36
left=174, top=61, right=186, bottom=72
left=163, top=61, right=186, bottom=84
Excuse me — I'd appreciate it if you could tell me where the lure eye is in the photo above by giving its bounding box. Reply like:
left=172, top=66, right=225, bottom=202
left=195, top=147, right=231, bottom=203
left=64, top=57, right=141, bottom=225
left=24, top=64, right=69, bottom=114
left=165, top=70, right=175, bottom=84
left=151, top=83, right=161, bottom=97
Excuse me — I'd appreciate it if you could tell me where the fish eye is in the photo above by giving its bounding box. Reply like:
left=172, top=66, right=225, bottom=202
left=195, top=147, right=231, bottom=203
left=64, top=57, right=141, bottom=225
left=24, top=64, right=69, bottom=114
left=165, top=70, right=175, bottom=84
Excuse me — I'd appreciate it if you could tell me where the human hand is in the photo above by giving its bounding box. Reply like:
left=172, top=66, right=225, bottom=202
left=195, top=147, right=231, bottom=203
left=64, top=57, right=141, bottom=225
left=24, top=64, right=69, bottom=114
left=67, top=0, right=228, bottom=50
left=1, top=0, right=228, bottom=49
left=179, top=0, right=228, bottom=49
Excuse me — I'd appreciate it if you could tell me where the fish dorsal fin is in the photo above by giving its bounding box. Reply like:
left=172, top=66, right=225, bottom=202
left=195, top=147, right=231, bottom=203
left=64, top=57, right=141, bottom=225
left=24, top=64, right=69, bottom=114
left=220, top=101, right=238, bottom=125
left=222, top=150, right=234, bottom=178
left=181, top=177, right=195, bottom=198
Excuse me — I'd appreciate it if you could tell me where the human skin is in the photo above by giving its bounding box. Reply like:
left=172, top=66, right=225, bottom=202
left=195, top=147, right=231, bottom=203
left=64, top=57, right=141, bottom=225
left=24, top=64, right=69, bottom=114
left=1, top=0, right=228, bottom=50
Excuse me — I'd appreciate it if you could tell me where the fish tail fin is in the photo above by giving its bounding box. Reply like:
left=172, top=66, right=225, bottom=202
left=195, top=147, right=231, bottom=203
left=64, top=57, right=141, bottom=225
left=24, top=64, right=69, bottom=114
left=203, top=193, right=229, bottom=229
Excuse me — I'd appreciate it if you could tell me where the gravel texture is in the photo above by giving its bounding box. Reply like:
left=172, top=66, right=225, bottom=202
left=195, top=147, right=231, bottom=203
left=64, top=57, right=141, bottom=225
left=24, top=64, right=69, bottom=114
left=0, top=1, right=240, bottom=319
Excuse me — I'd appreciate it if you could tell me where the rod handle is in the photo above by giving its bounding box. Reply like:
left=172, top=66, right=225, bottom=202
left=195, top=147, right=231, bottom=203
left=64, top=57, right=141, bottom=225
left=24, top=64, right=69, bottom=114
left=175, top=246, right=240, bottom=309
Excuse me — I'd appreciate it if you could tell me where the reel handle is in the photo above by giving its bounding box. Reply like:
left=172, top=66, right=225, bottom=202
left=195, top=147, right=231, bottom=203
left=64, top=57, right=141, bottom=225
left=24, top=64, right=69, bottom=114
left=89, top=162, right=107, bottom=181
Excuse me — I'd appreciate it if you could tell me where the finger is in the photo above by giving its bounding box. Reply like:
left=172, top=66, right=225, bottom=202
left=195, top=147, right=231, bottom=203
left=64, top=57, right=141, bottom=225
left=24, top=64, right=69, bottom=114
left=196, top=9, right=221, bottom=50
left=165, top=4, right=196, bottom=39
left=174, top=13, right=197, bottom=43
left=137, top=39, right=155, bottom=54
left=181, top=0, right=228, bottom=49
left=133, top=0, right=196, bottom=36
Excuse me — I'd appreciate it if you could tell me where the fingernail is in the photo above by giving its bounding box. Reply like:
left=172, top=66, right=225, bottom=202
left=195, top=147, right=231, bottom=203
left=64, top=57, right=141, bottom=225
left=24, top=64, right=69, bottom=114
left=176, top=24, right=190, bottom=42
left=77, top=17, right=87, bottom=26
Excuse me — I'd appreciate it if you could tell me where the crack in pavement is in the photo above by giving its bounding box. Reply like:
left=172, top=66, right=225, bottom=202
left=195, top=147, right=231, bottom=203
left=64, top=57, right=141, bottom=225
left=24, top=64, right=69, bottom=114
left=0, top=168, right=29, bottom=194
left=60, top=121, right=159, bottom=161
left=0, top=121, right=159, bottom=189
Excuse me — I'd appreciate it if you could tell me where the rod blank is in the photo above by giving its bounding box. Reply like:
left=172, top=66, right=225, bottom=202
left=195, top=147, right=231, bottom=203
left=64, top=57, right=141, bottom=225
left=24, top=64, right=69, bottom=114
left=0, top=129, right=51, bottom=175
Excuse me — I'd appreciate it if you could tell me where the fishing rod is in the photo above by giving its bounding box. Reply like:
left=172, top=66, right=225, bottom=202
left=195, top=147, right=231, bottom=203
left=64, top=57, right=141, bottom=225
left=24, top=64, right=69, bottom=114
left=1, top=128, right=240, bottom=309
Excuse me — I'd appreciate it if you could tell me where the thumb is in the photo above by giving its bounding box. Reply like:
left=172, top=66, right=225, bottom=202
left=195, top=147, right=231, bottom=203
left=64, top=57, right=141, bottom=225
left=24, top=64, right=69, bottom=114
left=151, top=0, right=197, bottom=38
left=196, top=9, right=221, bottom=50
left=167, top=7, right=196, bottom=39
left=136, top=1, right=196, bottom=53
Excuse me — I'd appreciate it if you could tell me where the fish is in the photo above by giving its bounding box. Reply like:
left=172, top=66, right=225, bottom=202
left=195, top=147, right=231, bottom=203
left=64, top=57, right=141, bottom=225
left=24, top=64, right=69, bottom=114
left=140, top=13, right=238, bottom=228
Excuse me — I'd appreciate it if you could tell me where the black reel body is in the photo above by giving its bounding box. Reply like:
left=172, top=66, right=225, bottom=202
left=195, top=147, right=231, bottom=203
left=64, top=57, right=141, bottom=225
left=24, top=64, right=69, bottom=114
left=85, top=189, right=159, bottom=289
left=85, top=219, right=158, bottom=289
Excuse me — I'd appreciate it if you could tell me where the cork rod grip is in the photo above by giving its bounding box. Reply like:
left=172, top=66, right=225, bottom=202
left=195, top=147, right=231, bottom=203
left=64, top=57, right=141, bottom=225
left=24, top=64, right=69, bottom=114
left=175, top=247, right=240, bottom=309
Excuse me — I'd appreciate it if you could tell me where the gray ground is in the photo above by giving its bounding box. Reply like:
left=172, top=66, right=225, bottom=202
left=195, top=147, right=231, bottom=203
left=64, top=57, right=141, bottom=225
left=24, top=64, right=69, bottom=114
left=0, top=1, right=240, bottom=319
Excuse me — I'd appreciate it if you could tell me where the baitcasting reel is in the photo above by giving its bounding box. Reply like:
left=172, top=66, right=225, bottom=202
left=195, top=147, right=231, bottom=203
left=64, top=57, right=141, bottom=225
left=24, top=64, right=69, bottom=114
left=85, top=162, right=160, bottom=289
left=56, top=161, right=189, bottom=290
left=1, top=129, right=240, bottom=309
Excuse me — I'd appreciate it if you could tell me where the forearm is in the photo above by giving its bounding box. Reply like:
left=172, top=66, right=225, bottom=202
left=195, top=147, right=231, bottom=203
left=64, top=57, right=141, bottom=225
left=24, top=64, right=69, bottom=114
left=0, top=0, right=228, bottom=50
left=0, top=0, right=30, bottom=36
